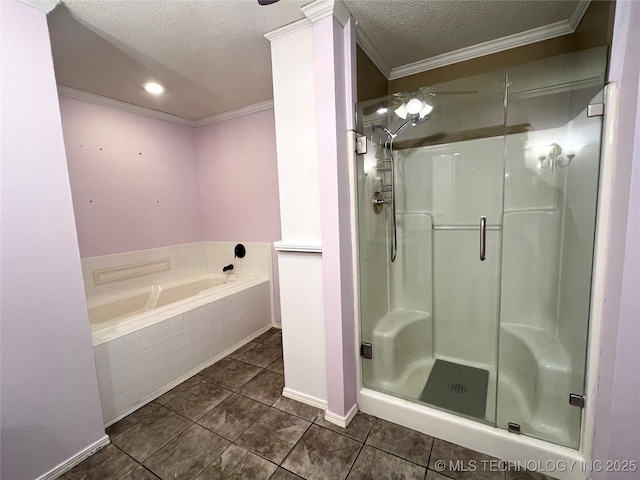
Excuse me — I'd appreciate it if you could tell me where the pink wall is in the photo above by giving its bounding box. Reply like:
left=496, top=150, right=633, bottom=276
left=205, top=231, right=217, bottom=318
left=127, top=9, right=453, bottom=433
left=59, top=99, right=282, bottom=321
left=59, top=96, right=204, bottom=257
left=196, top=109, right=282, bottom=322
left=0, top=2, right=106, bottom=478
left=196, top=109, right=281, bottom=243
left=60, top=100, right=282, bottom=256
left=314, top=15, right=358, bottom=418
left=592, top=1, right=640, bottom=476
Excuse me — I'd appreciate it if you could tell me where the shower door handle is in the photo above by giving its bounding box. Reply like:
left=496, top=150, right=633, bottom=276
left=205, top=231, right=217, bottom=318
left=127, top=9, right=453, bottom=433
left=480, top=216, right=486, bottom=261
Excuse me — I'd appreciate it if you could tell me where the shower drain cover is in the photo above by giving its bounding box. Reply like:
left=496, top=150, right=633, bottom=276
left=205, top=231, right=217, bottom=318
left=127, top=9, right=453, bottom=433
left=419, top=359, right=489, bottom=419
left=449, top=381, right=467, bottom=394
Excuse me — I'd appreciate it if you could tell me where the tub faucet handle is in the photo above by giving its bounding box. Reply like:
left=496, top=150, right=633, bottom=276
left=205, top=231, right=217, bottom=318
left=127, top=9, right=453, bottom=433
left=222, top=264, right=234, bottom=272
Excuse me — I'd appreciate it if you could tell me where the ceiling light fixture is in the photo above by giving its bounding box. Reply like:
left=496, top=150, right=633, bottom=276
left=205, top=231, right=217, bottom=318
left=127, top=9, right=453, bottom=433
left=376, top=107, right=388, bottom=114
left=405, top=98, right=423, bottom=115
left=394, top=98, right=433, bottom=120
left=394, top=104, right=408, bottom=120
left=419, top=103, right=433, bottom=118
left=258, top=0, right=280, bottom=4
left=142, top=82, right=165, bottom=94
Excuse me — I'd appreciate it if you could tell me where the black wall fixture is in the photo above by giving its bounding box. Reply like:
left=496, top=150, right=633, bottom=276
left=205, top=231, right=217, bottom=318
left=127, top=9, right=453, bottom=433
left=258, top=0, right=280, bottom=5
left=234, top=244, right=246, bottom=258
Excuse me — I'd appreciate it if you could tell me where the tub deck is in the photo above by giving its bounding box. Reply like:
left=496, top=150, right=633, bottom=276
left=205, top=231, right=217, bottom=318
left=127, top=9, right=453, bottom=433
left=88, top=273, right=261, bottom=344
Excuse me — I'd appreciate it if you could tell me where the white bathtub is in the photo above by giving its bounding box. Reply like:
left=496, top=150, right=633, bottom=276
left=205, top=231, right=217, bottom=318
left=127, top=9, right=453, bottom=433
left=90, top=272, right=273, bottom=425
left=89, top=273, right=262, bottom=345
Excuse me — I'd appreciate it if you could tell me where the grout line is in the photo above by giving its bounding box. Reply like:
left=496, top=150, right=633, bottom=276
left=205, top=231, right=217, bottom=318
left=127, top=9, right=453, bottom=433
left=269, top=466, right=304, bottom=479
left=227, top=406, right=311, bottom=468
left=277, top=419, right=314, bottom=468
left=312, top=413, right=372, bottom=444
left=228, top=439, right=280, bottom=473
left=423, top=438, right=436, bottom=480
left=360, top=418, right=435, bottom=472
left=99, top=340, right=298, bottom=478
left=106, top=401, right=161, bottom=440
left=269, top=398, right=319, bottom=422
left=425, top=435, right=436, bottom=474
left=137, top=418, right=192, bottom=464
left=343, top=438, right=365, bottom=479
left=113, top=445, right=144, bottom=480
left=87, top=348, right=515, bottom=480
left=192, top=392, right=269, bottom=443
left=188, top=435, right=232, bottom=480
left=139, top=463, right=162, bottom=480
left=340, top=417, right=371, bottom=480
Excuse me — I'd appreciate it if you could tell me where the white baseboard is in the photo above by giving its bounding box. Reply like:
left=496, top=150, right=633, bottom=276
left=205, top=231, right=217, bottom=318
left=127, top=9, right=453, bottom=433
left=282, top=387, right=328, bottom=410
left=104, top=322, right=274, bottom=427
left=324, top=403, right=358, bottom=428
left=37, top=435, right=110, bottom=480
left=271, top=322, right=282, bottom=329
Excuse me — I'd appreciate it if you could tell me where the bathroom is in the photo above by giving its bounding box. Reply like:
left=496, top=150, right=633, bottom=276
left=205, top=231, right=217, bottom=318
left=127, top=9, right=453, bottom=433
left=1, top=1, right=639, bottom=480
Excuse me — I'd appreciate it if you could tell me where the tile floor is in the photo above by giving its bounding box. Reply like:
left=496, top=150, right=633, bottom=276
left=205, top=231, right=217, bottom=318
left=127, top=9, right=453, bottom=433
left=61, top=328, right=556, bottom=480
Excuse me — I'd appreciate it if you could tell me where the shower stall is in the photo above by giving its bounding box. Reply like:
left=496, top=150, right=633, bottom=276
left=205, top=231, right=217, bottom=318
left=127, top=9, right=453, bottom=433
left=355, top=46, right=607, bottom=451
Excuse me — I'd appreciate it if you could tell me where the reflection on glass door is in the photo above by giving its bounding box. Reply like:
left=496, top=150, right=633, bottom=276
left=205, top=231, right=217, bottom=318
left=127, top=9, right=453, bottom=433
left=355, top=46, right=607, bottom=448
left=497, top=47, right=607, bottom=448
left=357, top=69, right=507, bottom=425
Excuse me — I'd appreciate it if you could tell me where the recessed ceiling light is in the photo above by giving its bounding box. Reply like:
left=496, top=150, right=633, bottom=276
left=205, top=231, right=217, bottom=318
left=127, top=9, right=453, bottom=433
left=376, top=107, right=388, bottom=114
left=142, top=82, right=165, bottom=94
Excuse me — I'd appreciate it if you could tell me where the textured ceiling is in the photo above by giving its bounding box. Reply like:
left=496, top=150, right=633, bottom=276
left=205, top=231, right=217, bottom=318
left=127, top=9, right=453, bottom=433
left=345, top=0, right=580, bottom=68
left=48, top=0, right=581, bottom=120
left=48, top=0, right=307, bottom=120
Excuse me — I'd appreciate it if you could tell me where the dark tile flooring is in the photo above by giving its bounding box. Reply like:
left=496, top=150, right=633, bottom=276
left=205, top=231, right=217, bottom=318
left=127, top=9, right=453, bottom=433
left=61, top=328, right=556, bottom=480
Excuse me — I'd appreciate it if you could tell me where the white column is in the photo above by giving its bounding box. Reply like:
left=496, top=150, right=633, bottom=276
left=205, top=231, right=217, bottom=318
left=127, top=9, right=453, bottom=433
left=266, top=0, right=358, bottom=422
left=266, top=19, right=328, bottom=408
left=302, top=0, right=358, bottom=424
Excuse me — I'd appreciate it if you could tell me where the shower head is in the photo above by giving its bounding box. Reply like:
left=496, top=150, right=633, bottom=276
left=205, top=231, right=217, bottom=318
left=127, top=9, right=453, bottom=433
left=411, top=115, right=431, bottom=127
left=372, top=124, right=394, bottom=138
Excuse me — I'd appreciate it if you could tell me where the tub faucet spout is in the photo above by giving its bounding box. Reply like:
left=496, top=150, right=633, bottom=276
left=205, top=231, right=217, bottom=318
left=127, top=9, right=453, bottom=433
left=222, top=264, right=234, bottom=272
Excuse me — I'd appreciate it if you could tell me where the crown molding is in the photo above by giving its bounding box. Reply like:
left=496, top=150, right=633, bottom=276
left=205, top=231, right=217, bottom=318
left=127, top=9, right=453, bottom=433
left=569, top=0, right=591, bottom=31
left=302, top=0, right=351, bottom=27
left=57, top=86, right=195, bottom=126
left=265, top=0, right=352, bottom=40
left=17, top=0, right=59, bottom=13
left=390, top=18, right=578, bottom=80
left=356, top=0, right=591, bottom=81
left=265, top=18, right=312, bottom=42
left=355, top=25, right=392, bottom=79
left=194, top=100, right=274, bottom=127
left=301, top=0, right=333, bottom=22
left=57, top=85, right=274, bottom=128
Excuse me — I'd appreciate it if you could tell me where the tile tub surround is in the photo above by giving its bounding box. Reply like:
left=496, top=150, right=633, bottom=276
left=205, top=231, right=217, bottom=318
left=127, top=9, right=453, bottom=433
left=64, top=328, right=558, bottom=480
left=94, top=280, right=272, bottom=425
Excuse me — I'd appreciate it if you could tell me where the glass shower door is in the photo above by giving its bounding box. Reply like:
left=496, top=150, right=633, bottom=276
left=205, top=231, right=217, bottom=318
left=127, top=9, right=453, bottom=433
left=356, top=70, right=507, bottom=425
left=496, top=46, right=608, bottom=448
